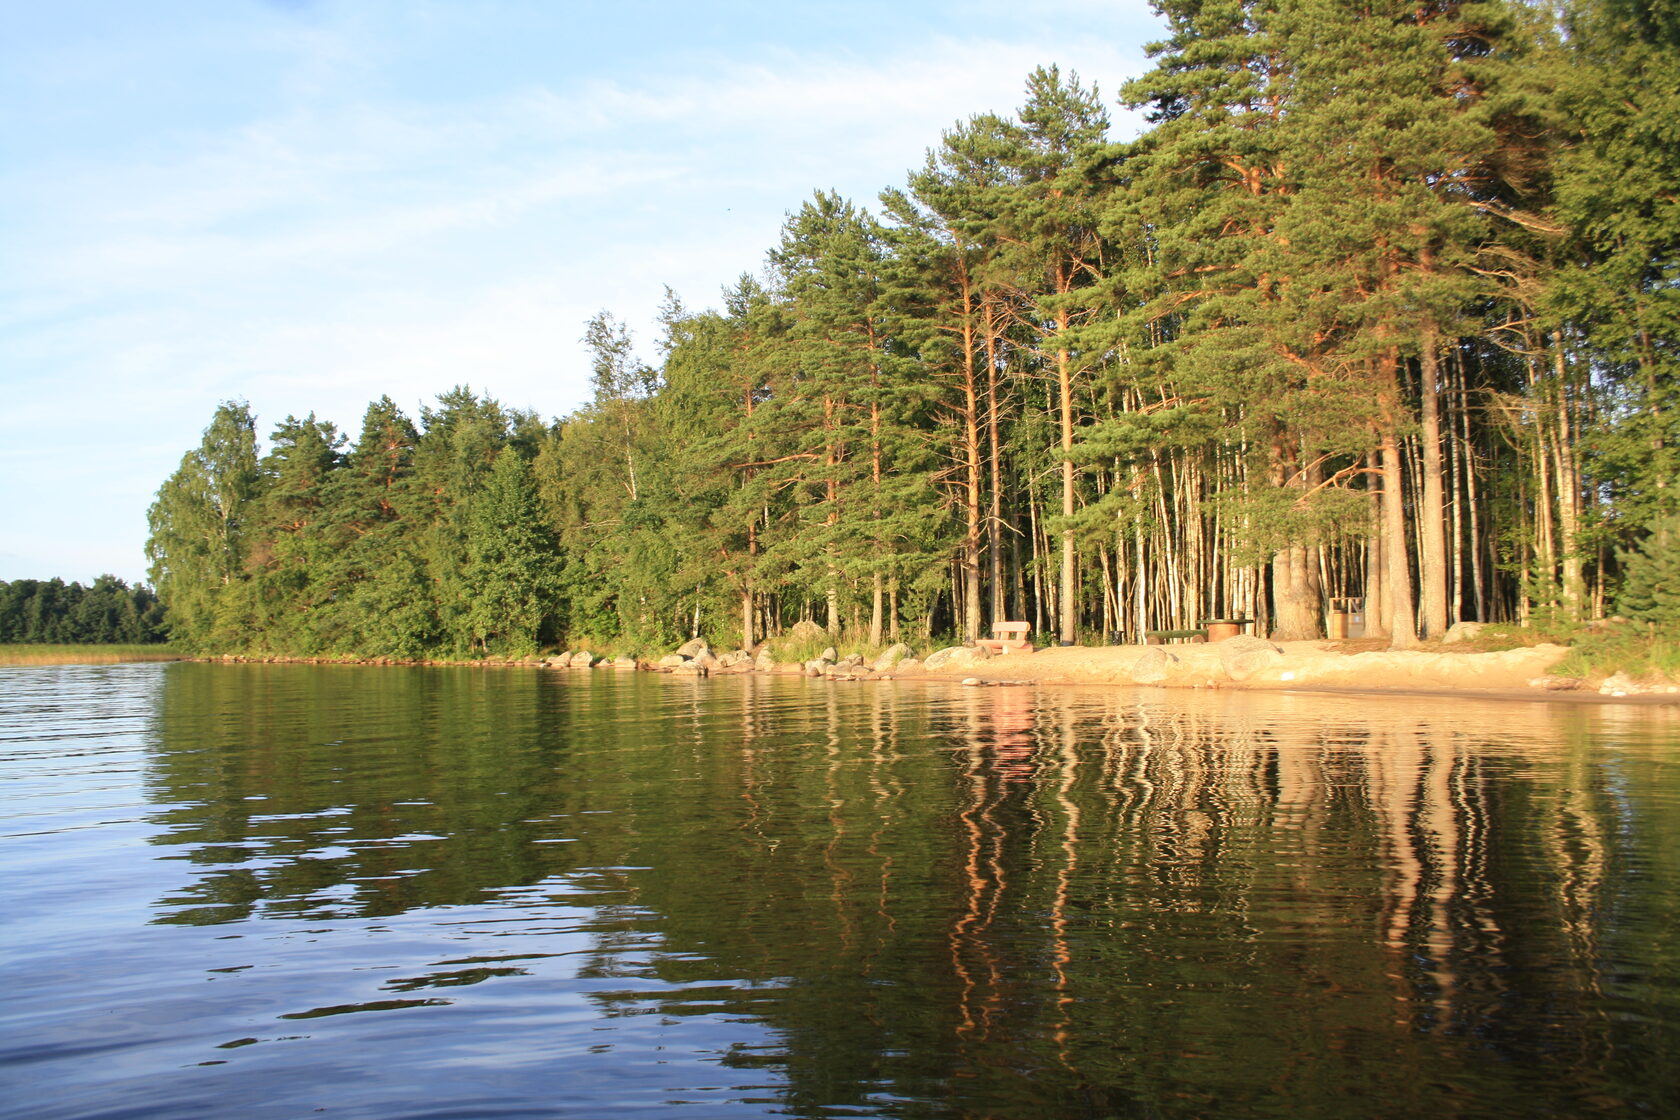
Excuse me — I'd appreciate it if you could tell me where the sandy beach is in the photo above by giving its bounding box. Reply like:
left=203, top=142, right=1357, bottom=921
left=896, top=639, right=1680, bottom=705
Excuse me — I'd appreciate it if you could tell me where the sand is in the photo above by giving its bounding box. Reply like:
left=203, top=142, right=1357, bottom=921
left=895, top=638, right=1680, bottom=705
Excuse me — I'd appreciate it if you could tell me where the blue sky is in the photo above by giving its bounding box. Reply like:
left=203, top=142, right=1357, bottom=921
left=1, top=0, right=1163, bottom=584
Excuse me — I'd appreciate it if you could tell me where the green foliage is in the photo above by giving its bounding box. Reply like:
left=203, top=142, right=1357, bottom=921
left=1616, top=518, right=1680, bottom=625
left=142, top=17, right=1673, bottom=655
left=0, top=576, right=166, bottom=644
left=1552, top=625, right=1680, bottom=683
left=464, top=451, right=562, bottom=656
left=145, top=401, right=259, bottom=649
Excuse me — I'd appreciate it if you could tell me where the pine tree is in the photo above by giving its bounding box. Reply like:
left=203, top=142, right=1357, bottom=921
left=464, top=450, right=562, bottom=655
left=244, top=413, right=346, bottom=651
left=996, top=67, right=1111, bottom=644
left=1616, top=516, right=1680, bottom=624
left=1555, top=0, right=1680, bottom=531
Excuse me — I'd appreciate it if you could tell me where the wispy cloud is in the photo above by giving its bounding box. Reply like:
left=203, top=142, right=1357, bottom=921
left=0, top=4, right=1161, bottom=580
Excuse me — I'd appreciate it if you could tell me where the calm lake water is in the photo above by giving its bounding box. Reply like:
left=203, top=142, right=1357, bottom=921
left=2, top=663, right=1677, bottom=1119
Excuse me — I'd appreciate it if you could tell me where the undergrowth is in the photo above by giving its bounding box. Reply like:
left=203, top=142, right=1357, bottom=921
left=1551, top=625, right=1680, bottom=682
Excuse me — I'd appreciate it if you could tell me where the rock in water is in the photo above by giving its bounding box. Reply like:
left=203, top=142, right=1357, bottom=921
left=676, top=637, right=710, bottom=659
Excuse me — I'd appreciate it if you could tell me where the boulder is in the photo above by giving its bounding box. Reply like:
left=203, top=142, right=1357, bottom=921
left=1129, top=645, right=1178, bottom=684
left=893, top=658, right=924, bottom=675
left=819, top=646, right=839, bottom=664
left=1529, top=675, right=1584, bottom=691
left=923, top=645, right=994, bottom=671
left=754, top=650, right=776, bottom=672
left=671, top=663, right=708, bottom=677
left=870, top=643, right=914, bottom=672
left=803, top=658, right=829, bottom=675
left=609, top=657, right=638, bottom=671
left=1442, top=621, right=1487, bottom=645
left=657, top=654, right=688, bottom=668
left=1599, top=671, right=1649, bottom=697
left=789, top=620, right=825, bottom=643
left=692, top=651, right=721, bottom=671
left=838, top=653, right=865, bottom=669
left=1217, top=635, right=1284, bottom=682
left=676, top=637, right=710, bottom=659
left=545, top=653, right=572, bottom=668
left=718, top=649, right=753, bottom=668
left=570, top=650, right=597, bottom=668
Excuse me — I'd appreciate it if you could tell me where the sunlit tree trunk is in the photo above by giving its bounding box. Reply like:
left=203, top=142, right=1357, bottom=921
left=1418, top=330, right=1450, bottom=638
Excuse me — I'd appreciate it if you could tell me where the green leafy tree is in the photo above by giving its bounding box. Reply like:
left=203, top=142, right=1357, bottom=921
left=145, top=401, right=260, bottom=649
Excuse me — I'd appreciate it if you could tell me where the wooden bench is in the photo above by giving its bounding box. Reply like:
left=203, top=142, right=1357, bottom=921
left=1144, top=629, right=1206, bottom=645
left=977, top=621, right=1034, bottom=655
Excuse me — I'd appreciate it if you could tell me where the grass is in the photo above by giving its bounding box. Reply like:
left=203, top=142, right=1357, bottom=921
left=0, top=643, right=184, bottom=667
left=1328, top=618, right=1680, bottom=685
left=1550, top=625, right=1680, bottom=683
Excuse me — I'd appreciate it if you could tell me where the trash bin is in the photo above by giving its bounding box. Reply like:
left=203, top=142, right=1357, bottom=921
left=1328, top=609, right=1348, bottom=639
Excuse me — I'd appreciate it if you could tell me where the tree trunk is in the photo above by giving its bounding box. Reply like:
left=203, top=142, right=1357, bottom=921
left=1417, top=334, right=1450, bottom=638
left=1364, top=461, right=1391, bottom=640
left=870, top=573, right=884, bottom=648
left=1271, top=545, right=1321, bottom=640
left=1381, top=427, right=1418, bottom=647
left=1552, top=332, right=1585, bottom=619
left=1057, top=318, right=1077, bottom=645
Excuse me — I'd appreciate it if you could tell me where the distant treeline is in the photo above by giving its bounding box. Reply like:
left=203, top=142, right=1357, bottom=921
left=0, top=577, right=167, bottom=645
left=146, top=0, right=1678, bottom=657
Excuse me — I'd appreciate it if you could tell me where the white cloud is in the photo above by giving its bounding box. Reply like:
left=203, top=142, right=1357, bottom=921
left=0, top=8, right=1162, bottom=581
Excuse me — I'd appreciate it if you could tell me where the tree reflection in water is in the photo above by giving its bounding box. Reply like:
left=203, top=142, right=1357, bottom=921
left=141, top=665, right=1679, bottom=1118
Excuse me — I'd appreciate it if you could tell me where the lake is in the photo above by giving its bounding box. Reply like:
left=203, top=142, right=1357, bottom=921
left=2, top=662, right=1677, bottom=1118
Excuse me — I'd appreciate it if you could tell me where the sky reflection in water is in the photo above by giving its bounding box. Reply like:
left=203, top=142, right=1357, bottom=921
left=1, top=663, right=1676, bottom=1119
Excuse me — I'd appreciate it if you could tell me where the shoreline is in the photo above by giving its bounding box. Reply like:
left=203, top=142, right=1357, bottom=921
left=0, top=648, right=184, bottom=668
left=79, top=639, right=1675, bottom=707
left=896, top=640, right=1680, bottom=706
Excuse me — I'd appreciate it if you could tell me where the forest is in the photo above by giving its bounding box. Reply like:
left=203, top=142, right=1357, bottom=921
left=144, top=0, right=1679, bottom=659
left=0, top=577, right=166, bottom=645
